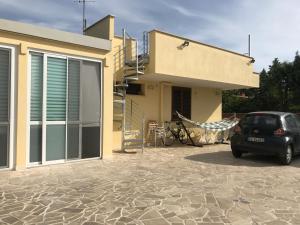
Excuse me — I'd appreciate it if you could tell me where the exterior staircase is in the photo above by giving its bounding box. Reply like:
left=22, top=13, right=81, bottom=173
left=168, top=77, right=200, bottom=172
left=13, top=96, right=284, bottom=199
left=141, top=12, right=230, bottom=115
left=113, top=29, right=149, bottom=152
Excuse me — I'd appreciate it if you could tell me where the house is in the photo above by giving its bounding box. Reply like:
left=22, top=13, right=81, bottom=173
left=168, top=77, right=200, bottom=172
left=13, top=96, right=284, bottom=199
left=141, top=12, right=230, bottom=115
left=0, top=15, right=259, bottom=170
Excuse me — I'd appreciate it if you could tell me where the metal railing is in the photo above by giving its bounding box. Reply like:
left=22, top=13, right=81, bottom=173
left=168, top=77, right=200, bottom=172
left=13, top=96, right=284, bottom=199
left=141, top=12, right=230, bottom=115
left=113, top=29, right=149, bottom=152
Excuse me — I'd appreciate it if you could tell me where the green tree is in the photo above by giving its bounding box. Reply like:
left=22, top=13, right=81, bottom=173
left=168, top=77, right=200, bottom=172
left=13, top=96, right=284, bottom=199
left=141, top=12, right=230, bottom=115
left=222, top=52, right=300, bottom=113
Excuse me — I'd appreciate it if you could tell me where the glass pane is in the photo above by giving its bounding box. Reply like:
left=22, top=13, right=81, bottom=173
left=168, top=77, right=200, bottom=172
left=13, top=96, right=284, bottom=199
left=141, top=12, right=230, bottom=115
left=81, top=61, right=101, bottom=124
left=0, top=49, right=9, bottom=122
left=68, top=60, right=80, bottom=121
left=46, top=125, right=65, bottom=161
left=81, top=61, right=101, bottom=158
left=30, top=125, right=42, bottom=163
left=82, top=126, right=100, bottom=158
left=67, top=59, right=80, bottom=160
left=0, top=125, right=8, bottom=167
left=31, top=54, right=43, bottom=121
left=67, top=124, right=80, bottom=159
left=47, top=57, right=67, bottom=121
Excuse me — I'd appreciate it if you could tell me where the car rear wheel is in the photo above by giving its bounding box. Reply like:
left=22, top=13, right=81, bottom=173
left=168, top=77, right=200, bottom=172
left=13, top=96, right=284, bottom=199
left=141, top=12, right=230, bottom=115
left=231, top=147, right=242, bottom=158
left=279, top=145, right=293, bottom=165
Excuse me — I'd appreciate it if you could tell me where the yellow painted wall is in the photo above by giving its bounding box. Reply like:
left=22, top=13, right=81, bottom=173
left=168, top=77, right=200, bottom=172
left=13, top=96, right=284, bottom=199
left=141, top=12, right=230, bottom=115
left=0, top=31, right=113, bottom=170
left=112, top=80, right=222, bottom=149
left=148, top=30, right=259, bottom=88
left=85, top=15, right=115, bottom=40
left=191, top=87, right=222, bottom=122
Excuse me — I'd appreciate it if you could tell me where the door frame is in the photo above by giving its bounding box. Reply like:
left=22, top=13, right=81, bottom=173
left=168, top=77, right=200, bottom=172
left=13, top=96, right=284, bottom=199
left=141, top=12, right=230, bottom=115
left=171, top=86, right=191, bottom=121
left=0, top=44, right=15, bottom=170
left=26, top=49, right=103, bottom=167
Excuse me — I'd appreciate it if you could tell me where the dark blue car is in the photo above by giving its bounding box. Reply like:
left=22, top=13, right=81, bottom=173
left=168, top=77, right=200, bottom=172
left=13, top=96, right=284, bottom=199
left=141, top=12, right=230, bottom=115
left=231, top=112, right=300, bottom=165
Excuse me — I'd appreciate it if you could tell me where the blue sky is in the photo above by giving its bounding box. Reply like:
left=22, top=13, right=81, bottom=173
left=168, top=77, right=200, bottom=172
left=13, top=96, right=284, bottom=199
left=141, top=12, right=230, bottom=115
left=0, top=0, right=299, bottom=72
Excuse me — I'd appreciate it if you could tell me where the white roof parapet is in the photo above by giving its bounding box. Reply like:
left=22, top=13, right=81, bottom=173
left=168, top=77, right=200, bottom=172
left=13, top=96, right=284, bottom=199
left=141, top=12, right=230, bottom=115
left=0, top=19, right=111, bottom=51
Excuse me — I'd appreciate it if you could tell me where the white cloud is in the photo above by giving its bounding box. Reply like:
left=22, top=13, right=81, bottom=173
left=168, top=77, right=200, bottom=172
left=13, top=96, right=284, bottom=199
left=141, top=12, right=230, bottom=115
left=167, top=0, right=300, bottom=71
left=0, top=0, right=299, bottom=71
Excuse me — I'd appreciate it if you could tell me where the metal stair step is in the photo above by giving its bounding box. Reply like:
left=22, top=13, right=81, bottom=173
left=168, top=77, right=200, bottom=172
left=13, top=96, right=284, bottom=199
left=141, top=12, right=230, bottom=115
left=123, top=139, right=144, bottom=143
left=124, top=131, right=138, bottom=134
left=124, top=66, right=145, bottom=71
left=125, top=71, right=144, bottom=76
left=113, top=92, right=124, bottom=97
left=125, top=61, right=145, bottom=67
left=114, top=83, right=128, bottom=88
left=113, top=99, right=125, bottom=104
left=124, top=76, right=139, bottom=81
left=124, top=131, right=140, bottom=135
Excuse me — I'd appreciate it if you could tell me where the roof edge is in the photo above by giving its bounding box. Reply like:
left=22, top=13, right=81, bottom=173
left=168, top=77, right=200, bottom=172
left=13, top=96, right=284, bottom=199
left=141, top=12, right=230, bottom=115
left=0, top=18, right=111, bottom=51
left=85, top=14, right=115, bottom=31
left=149, top=29, right=254, bottom=60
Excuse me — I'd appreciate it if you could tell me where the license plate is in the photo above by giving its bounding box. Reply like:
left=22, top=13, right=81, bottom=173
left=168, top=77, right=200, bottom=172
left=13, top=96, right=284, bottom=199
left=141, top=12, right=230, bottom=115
left=247, top=137, right=265, bottom=143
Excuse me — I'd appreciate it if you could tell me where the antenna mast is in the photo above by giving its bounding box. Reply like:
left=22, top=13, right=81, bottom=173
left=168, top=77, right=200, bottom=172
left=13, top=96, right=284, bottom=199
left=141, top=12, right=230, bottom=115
left=248, top=34, right=251, bottom=57
left=75, top=0, right=95, bottom=34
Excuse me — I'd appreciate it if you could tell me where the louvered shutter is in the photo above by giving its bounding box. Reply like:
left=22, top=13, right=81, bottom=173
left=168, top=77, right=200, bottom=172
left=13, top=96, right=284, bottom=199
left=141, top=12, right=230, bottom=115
left=0, top=49, right=9, bottom=122
left=68, top=59, right=80, bottom=121
left=30, top=54, right=43, bottom=121
left=47, top=57, right=67, bottom=121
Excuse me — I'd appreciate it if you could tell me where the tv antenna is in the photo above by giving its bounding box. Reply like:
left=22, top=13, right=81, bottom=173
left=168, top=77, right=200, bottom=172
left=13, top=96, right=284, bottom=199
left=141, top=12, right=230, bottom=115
left=74, top=0, right=96, bottom=34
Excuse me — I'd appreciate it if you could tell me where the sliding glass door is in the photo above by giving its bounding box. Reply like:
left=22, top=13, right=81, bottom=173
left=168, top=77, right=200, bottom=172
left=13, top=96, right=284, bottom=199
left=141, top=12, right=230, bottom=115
left=81, top=61, right=101, bottom=158
left=30, top=53, right=43, bottom=163
left=29, top=52, right=102, bottom=165
left=0, top=48, right=10, bottom=168
left=46, top=57, right=67, bottom=161
left=67, top=59, right=81, bottom=159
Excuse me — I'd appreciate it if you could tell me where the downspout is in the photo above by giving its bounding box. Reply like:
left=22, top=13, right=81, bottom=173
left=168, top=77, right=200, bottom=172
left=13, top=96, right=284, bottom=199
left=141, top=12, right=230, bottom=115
left=159, top=82, right=164, bottom=124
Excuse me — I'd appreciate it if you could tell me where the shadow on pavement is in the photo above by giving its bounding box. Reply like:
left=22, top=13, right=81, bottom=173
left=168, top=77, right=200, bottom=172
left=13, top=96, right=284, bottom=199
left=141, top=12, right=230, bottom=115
left=185, top=150, right=300, bottom=167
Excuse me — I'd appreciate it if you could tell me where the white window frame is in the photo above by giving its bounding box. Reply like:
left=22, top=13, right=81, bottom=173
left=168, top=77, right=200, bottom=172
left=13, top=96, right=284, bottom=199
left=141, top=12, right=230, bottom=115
left=26, top=49, right=103, bottom=167
left=0, top=44, right=15, bottom=170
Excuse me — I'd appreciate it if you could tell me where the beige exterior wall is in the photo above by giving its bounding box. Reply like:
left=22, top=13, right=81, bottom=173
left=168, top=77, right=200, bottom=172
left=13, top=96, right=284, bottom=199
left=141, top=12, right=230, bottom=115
left=0, top=16, right=258, bottom=160
left=85, top=15, right=115, bottom=41
left=147, top=30, right=259, bottom=89
left=112, top=80, right=222, bottom=150
left=125, top=82, right=221, bottom=123
left=0, top=30, right=113, bottom=170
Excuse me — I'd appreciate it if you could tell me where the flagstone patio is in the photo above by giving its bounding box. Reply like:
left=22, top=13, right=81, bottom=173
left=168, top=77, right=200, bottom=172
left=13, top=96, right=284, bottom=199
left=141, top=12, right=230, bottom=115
left=1, top=145, right=300, bottom=225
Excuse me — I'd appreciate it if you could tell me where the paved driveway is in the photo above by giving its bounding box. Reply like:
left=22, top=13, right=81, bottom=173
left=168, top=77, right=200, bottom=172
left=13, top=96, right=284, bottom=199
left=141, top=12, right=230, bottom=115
left=1, top=145, right=300, bottom=225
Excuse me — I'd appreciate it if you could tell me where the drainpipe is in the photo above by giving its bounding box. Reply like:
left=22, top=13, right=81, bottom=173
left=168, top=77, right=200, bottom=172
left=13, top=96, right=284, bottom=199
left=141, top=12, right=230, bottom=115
left=159, top=82, right=164, bottom=124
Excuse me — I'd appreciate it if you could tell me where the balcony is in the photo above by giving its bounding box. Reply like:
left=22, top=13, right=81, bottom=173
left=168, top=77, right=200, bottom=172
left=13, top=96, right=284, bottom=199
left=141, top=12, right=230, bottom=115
left=144, top=30, right=259, bottom=90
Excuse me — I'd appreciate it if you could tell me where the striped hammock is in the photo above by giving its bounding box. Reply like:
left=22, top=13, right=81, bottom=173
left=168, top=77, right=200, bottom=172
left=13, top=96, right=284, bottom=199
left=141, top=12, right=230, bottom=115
left=176, top=111, right=239, bottom=132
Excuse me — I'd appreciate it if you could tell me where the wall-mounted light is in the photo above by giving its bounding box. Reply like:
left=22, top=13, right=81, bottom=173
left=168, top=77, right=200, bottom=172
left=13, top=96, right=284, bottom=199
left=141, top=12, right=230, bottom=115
left=178, top=40, right=190, bottom=50
left=182, top=40, right=189, bottom=47
left=247, top=57, right=255, bottom=65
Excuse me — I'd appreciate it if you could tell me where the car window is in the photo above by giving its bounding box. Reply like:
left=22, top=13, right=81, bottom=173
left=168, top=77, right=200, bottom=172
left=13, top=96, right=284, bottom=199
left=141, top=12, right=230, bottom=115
left=292, top=114, right=300, bottom=128
left=285, top=115, right=297, bottom=129
left=241, top=114, right=280, bottom=129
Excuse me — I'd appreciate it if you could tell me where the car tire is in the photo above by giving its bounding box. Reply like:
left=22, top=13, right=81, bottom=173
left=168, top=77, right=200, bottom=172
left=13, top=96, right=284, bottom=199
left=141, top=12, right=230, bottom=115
left=231, top=147, right=242, bottom=158
left=279, top=145, right=293, bottom=165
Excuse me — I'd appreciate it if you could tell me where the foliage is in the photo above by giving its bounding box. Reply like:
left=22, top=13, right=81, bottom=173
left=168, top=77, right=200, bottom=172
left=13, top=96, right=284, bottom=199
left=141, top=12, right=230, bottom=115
left=223, top=52, right=300, bottom=113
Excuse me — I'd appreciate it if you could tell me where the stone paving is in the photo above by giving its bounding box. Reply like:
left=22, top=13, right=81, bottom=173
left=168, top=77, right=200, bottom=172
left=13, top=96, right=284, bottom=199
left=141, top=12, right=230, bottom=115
left=1, top=145, right=300, bottom=225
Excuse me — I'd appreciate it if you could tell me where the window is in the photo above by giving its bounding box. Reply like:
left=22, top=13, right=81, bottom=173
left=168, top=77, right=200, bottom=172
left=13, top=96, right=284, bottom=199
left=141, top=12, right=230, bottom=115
left=294, top=114, right=300, bottom=128
left=126, top=83, right=144, bottom=95
left=285, top=115, right=297, bottom=130
left=241, top=114, right=280, bottom=129
left=29, top=52, right=102, bottom=165
left=0, top=48, right=10, bottom=168
left=172, top=86, right=191, bottom=120
left=47, top=57, right=67, bottom=121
